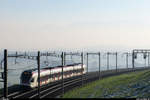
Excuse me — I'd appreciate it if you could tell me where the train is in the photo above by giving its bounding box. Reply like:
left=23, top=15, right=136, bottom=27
left=20, top=63, right=86, bottom=88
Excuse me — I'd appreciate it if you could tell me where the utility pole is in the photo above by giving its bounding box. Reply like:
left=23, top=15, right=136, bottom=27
left=116, top=52, right=117, bottom=72
left=81, top=52, right=84, bottom=86
left=132, top=51, right=135, bottom=69
left=61, top=52, right=64, bottom=96
left=107, top=52, right=109, bottom=70
left=86, top=53, right=88, bottom=80
left=148, top=53, right=150, bottom=67
left=126, top=53, right=128, bottom=69
left=98, top=52, right=101, bottom=79
left=37, top=51, right=40, bottom=98
left=4, top=49, right=8, bottom=99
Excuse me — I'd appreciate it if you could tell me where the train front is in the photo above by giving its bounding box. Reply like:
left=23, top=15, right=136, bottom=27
left=20, top=70, right=33, bottom=88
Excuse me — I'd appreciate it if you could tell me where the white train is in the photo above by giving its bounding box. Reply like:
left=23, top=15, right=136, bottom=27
left=20, top=63, right=86, bottom=88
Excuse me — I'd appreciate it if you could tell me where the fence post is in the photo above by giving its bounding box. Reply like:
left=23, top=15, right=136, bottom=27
left=4, top=49, right=8, bottom=99
left=61, top=52, right=64, bottom=96
left=37, top=51, right=40, bottom=98
left=98, top=52, right=101, bottom=79
left=107, top=52, right=109, bottom=70
left=116, top=52, right=117, bottom=72
left=81, top=52, right=84, bottom=86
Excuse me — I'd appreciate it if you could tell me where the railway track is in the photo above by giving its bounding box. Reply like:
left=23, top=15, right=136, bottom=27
left=4, top=67, right=150, bottom=99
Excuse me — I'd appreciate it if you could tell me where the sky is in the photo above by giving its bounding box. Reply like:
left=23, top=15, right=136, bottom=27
left=0, top=0, right=150, bottom=51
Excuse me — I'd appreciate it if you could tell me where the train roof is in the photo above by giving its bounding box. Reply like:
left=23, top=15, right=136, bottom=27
left=43, top=63, right=82, bottom=70
left=23, top=63, right=82, bottom=73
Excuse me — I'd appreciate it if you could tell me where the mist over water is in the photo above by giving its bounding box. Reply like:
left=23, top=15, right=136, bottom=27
left=0, top=50, right=148, bottom=88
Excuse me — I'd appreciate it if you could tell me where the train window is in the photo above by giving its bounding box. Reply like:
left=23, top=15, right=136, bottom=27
left=56, top=73, right=60, bottom=77
left=76, top=70, right=78, bottom=72
left=49, top=74, right=51, bottom=78
left=21, top=72, right=32, bottom=83
left=66, top=71, right=68, bottom=75
left=76, top=70, right=78, bottom=73
left=38, top=75, right=49, bottom=82
left=51, top=74, right=54, bottom=78
left=42, top=76, right=45, bottom=81
left=64, top=71, right=67, bottom=75
left=53, top=73, right=56, bottom=77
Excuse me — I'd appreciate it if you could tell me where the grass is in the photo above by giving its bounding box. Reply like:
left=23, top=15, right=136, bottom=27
left=63, top=69, right=150, bottom=98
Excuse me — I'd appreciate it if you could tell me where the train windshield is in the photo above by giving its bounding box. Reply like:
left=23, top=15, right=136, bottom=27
left=21, top=71, right=32, bottom=83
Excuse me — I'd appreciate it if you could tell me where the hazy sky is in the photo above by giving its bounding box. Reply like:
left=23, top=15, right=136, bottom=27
left=0, top=0, right=150, bottom=51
